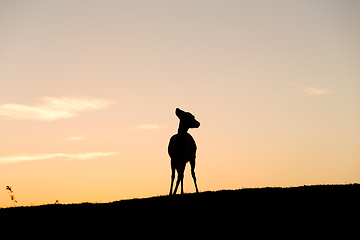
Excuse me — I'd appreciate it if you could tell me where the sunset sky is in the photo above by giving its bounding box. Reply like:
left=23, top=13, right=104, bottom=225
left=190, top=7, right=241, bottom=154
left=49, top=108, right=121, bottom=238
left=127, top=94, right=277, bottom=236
left=1, top=0, right=359, bottom=207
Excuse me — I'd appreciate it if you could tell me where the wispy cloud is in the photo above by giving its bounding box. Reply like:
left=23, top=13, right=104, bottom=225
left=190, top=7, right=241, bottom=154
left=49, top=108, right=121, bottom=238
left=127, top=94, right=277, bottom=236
left=286, top=82, right=334, bottom=96
left=302, top=87, right=333, bottom=95
left=135, top=124, right=163, bottom=130
left=63, top=136, right=87, bottom=141
left=0, top=152, right=118, bottom=164
left=0, top=97, right=113, bottom=121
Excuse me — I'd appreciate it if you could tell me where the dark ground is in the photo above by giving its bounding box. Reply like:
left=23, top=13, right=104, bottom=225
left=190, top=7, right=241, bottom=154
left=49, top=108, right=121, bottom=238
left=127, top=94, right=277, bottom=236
left=1, top=184, right=359, bottom=239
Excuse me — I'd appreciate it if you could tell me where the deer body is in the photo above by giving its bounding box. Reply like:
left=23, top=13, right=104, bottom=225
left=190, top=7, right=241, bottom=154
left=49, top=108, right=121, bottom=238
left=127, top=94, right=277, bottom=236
left=168, top=108, right=200, bottom=195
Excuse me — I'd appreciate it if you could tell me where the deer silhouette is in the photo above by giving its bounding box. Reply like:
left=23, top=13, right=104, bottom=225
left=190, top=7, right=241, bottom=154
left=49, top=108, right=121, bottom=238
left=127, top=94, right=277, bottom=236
left=168, top=108, right=200, bottom=195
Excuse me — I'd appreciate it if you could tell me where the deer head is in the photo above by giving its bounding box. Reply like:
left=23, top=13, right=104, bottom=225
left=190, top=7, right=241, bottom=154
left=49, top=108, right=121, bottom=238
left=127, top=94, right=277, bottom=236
left=176, top=108, right=200, bottom=131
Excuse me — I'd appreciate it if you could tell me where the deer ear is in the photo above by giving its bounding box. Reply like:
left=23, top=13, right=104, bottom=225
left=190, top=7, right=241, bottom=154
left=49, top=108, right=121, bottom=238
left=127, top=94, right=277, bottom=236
left=175, top=108, right=184, bottom=118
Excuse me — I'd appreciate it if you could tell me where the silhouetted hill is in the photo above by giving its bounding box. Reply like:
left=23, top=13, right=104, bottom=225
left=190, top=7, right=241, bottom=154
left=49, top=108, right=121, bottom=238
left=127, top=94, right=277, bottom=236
left=1, top=184, right=359, bottom=239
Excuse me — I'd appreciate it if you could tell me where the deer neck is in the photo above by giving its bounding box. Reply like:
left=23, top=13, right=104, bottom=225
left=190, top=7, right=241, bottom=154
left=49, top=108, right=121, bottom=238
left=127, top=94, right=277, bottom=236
left=177, top=124, right=189, bottom=135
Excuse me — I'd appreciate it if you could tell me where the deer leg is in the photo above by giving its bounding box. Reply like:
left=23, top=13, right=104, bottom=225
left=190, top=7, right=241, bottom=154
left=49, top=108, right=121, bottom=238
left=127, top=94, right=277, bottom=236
left=190, top=160, right=199, bottom=193
left=169, top=165, right=175, bottom=195
left=173, top=166, right=184, bottom=195
left=173, top=177, right=181, bottom=195
left=191, top=170, right=199, bottom=193
left=180, top=175, right=184, bottom=194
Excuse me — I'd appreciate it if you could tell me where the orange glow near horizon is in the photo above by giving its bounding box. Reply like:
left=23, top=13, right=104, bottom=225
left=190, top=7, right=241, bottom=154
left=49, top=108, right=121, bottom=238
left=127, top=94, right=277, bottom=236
left=1, top=1, right=360, bottom=208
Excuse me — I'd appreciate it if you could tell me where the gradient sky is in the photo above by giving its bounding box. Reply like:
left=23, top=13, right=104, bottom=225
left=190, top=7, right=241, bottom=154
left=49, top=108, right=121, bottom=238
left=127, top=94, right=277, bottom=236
left=1, top=0, right=359, bottom=207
